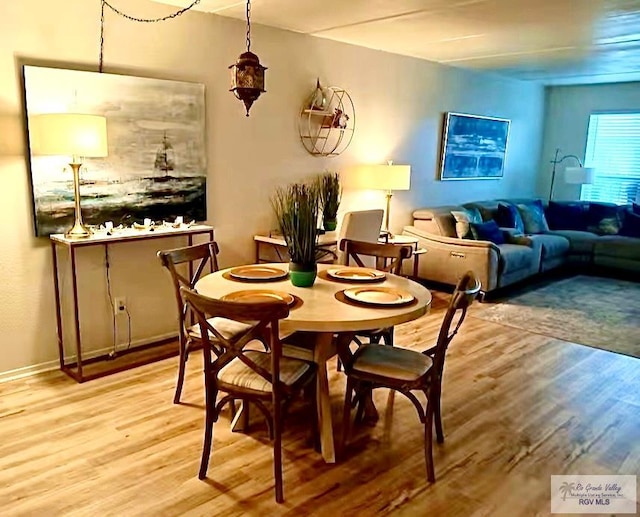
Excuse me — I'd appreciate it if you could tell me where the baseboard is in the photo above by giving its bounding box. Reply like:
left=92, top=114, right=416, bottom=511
left=0, top=331, right=178, bottom=384
left=0, top=359, right=61, bottom=384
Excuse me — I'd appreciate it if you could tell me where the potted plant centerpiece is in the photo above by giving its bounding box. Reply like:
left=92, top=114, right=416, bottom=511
left=271, top=182, right=321, bottom=287
left=317, top=171, right=341, bottom=231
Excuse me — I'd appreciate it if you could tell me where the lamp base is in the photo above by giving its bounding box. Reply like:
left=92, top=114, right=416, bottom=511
left=65, top=220, right=92, bottom=239
left=64, top=161, right=92, bottom=239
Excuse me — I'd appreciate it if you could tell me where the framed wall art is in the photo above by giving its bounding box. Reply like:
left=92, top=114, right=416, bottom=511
left=23, top=65, right=207, bottom=236
left=439, top=112, right=510, bottom=181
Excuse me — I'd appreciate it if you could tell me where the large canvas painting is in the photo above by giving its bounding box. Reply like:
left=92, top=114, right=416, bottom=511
left=23, top=65, right=207, bottom=236
left=439, top=112, right=510, bottom=180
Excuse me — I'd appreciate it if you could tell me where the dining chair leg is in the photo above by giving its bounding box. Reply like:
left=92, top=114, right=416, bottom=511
left=433, top=383, right=444, bottom=444
left=199, top=402, right=215, bottom=480
left=173, top=339, right=188, bottom=404
left=424, top=397, right=436, bottom=483
left=273, top=394, right=284, bottom=503
left=383, top=327, right=394, bottom=347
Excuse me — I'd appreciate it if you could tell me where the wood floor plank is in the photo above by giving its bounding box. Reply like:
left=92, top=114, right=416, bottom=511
left=0, top=287, right=638, bottom=516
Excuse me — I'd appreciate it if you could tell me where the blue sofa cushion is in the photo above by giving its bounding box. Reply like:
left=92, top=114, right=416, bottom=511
left=546, top=201, right=586, bottom=231
left=586, top=203, right=621, bottom=235
left=516, top=200, right=550, bottom=234
left=633, top=202, right=640, bottom=216
left=620, top=210, right=640, bottom=238
left=496, top=203, right=525, bottom=233
left=470, top=220, right=506, bottom=244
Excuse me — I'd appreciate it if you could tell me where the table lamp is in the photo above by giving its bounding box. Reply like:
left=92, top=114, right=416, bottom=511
left=30, top=113, right=108, bottom=238
left=549, top=148, right=595, bottom=201
left=344, top=161, right=411, bottom=235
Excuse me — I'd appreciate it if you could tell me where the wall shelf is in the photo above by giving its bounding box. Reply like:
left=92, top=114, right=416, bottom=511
left=298, top=85, right=355, bottom=157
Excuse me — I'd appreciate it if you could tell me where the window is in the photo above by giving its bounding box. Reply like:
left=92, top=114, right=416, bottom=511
left=580, top=113, right=640, bottom=205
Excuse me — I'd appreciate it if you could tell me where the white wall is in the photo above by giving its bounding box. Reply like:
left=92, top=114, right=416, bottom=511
left=0, top=0, right=545, bottom=376
left=541, top=81, right=640, bottom=201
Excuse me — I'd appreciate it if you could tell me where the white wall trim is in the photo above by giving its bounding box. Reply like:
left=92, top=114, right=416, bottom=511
left=0, top=332, right=178, bottom=384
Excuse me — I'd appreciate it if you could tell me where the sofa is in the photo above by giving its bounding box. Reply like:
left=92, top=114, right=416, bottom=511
left=403, top=199, right=640, bottom=293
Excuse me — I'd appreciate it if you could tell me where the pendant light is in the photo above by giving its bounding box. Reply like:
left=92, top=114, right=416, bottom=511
left=229, top=0, right=267, bottom=117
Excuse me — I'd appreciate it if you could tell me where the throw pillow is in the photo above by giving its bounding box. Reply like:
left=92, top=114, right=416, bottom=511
left=469, top=220, right=506, bottom=245
left=496, top=203, right=525, bottom=233
left=632, top=202, right=640, bottom=216
left=586, top=203, right=621, bottom=235
left=545, top=201, right=586, bottom=231
left=620, top=210, right=640, bottom=238
left=516, top=200, right=550, bottom=234
left=451, top=207, right=482, bottom=239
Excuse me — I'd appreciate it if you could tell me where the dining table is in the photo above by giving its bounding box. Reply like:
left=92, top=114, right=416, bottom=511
left=194, top=262, right=432, bottom=463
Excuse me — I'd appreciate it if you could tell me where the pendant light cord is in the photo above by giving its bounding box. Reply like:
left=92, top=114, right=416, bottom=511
left=246, top=0, right=252, bottom=52
left=99, top=0, right=202, bottom=72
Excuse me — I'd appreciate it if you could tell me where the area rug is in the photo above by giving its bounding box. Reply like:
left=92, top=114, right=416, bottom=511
left=472, top=275, right=640, bottom=359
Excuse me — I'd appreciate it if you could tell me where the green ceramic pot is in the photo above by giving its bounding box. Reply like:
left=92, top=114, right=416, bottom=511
left=323, top=217, right=337, bottom=231
left=289, top=262, right=317, bottom=288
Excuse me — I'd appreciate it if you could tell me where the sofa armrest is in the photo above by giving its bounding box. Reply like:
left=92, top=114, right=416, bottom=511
left=403, top=226, right=500, bottom=292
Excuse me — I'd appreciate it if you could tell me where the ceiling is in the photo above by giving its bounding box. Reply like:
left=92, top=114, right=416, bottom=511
left=154, top=0, right=640, bottom=85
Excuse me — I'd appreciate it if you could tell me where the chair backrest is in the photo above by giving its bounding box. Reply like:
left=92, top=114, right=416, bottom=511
left=181, top=287, right=289, bottom=393
left=340, top=239, right=413, bottom=275
left=431, top=271, right=481, bottom=380
left=157, top=241, right=220, bottom=334
left=337, top=209, right=384, bottom=265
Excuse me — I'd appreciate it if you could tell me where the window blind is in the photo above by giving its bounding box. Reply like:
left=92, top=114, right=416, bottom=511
left=580, top=113, right=640, bottom=205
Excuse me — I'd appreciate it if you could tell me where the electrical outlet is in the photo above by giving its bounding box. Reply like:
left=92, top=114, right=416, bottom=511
left=114, top=296, right=127, bottom=316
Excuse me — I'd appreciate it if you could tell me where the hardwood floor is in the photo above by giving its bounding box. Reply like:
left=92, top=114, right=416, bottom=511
left=1, top=291, right=638, bottom=516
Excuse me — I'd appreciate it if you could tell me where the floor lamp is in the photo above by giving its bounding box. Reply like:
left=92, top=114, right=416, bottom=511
left=549, top=148, right=594, bottom=201
left=30, top=114, right=108, bottom=238
left=344, top=161, right=411, bottom=236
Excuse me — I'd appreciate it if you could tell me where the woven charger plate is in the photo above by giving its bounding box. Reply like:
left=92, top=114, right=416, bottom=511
left=227, top=265, right=288, bottom=281
left=221, top=289, right=303, bottom=310
left=334, top=288, right=417, bottom=308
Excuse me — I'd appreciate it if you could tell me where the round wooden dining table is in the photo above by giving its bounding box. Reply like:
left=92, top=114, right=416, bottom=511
left=195, top=262, right=432, bottom=463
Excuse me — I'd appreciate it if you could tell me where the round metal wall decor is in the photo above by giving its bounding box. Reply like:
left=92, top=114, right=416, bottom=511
left=298, top=85, right=355, bottom=157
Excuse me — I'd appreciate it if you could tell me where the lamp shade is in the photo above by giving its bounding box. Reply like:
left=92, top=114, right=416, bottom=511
left=343, top=163, right=411, bottom=191
left=30, top=113, right=108, bottom=157
left=565, top=166, right=595, bottom=185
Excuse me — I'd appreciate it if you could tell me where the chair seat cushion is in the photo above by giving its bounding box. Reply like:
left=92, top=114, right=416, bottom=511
left=594, top=235, right=640, bottom=260
left=497, top=243, right=536, bottom=274
left=218, top=351, right=313, bottom=393
left=351, top=344, right=433, bottom=382
left=187, top=317, right=251, bottom=340
left=545, top=230, right=599, bottom=255
left=528, top=234, right=570, bottom=259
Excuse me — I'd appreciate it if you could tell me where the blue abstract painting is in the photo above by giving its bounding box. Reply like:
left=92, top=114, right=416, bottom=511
left=440, top=112, right=510, bottom=180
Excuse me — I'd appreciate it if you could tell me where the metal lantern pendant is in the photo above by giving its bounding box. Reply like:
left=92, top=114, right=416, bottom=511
left=230, top=0, right=266, bottom=117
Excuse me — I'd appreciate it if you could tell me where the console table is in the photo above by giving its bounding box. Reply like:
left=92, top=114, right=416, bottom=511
left=50, top=224, right=214, bottom=382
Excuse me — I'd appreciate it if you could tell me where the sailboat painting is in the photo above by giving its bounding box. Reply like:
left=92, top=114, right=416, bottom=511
left=23, top=66, right=207, bottom=236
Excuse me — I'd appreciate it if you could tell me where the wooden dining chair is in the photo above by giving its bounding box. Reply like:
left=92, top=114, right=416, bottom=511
left=157, top=241, right=250, bottom=404
left=182, top=287, right=317, bottom=504
left=336, top=209, right=384, bottom=266
left=339, top=271, right=481, bottom=482
left=340, top=238, right=414, bottom=348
